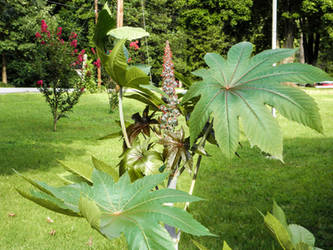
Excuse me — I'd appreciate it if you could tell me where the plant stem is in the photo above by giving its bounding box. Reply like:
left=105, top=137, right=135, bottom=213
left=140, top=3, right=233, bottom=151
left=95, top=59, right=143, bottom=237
left=165, top=168, right=181, bottom=250
left=184, top=120, right=214, bottom=211
left=184, top=155, right=202, bottom=211
left=118, top=86, right=131, bottom=148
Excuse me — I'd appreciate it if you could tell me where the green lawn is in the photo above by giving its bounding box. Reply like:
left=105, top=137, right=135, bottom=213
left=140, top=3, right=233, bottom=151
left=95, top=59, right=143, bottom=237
left=0, top=90, right=332, bottom=249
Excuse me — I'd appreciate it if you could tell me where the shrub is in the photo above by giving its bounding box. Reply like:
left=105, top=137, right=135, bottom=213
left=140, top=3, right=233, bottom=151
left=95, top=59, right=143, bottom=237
left=34, top=20, right=85, bottom=131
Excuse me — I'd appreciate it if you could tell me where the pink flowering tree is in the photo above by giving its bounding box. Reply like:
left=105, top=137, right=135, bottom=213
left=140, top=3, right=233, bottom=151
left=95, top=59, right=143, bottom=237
left=35, top=20, right=86, bottom=131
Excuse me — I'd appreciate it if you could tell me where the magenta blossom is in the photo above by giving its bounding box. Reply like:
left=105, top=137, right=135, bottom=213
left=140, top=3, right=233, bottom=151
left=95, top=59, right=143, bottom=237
left=93, top=58, right=101, bottom=68
left=41, top=20, right=48, bottom=33
left=35, top=32, right=42, bottom=39
left=37, top=80, right=43, bottom=86
left=129, top=40, right=139, bottom=50
left=70, top=39, right=77, bottom=48
left=69, top=32, right=77, bottom=39
left=56, top=27, right=62, bottom=37
left=91, top=47, right=96, bottom=55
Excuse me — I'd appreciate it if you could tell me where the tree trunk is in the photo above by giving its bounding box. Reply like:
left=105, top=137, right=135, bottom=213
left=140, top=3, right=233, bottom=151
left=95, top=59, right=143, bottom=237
left=299, top=33, right=305, bottom=63
left=313, top=33, right=320, bottom=65
left=2, top=53, right=7, bottom=84
left=53, top=115, right=57, bottom=132
left=282, top=19, right=295, bottom=64
left=117, top=0, right=124, bottom=28
left=302, top=32, right=320, bottom=65
left=94, top=0, right=102, bottom=87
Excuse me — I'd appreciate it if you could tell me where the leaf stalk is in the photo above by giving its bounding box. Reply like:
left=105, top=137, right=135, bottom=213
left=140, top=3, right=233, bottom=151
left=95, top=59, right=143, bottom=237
left=118, top=86, right=131, bottom=148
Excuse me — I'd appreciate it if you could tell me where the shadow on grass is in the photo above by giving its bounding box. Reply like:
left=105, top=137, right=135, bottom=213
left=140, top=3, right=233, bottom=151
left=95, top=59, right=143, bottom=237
left=179, top=137, right=333, bottom=250
left=0, top=141, right=86, bottom=175
left=0, top=93, right=120, bottom=175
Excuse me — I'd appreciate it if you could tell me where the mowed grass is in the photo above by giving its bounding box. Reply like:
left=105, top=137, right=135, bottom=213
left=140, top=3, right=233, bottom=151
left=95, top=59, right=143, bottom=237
left=0, top=90, right=332, bottom=249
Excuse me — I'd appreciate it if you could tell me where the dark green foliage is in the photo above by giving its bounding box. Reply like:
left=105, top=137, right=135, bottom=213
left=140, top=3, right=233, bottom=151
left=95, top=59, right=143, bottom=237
left=0, top=0, right=53, bottom=86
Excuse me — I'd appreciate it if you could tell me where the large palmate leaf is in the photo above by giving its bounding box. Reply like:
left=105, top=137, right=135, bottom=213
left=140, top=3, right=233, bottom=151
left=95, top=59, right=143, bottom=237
left=79, top=170, right=214, bottom=250
left=15, top=170, right=89, bottom=217
left=94, top=4, right=151, bottom=89
left=183, top=42, right=331, bottom=160
left=16, top=169, right=213, bottom=250
left=108, top=26, right=149, bottom=40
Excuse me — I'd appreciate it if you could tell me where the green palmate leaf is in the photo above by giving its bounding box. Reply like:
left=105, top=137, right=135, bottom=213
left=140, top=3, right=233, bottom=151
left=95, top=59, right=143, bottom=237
left=222, top=241, right=232, bottom=250
left=16, top=188, right=80, bottom=217
left=79, top=196, right=101, bottom=230
left=15, top=170, right=90, bottom=216
left=264, top=212, right=294, bottom=249
left=140, top=84, right=169, bottom=99
left=108, top=39, right=128, bottom=85
left=288, top=224, right=315, bottom=247
left=295, top=242, right=313, bottom=250
left=175, top=71, right=193, bottom=88
left=58, top=160, right=93, bottom=183
left=192, top=240, right=209, bottom=250
left=183, top=42, right=330, bottom=160
left=107, top=26, right=149, bottom=40
left=98, top=131, right=122, bottom=140
left=57, top=172, right=87, bottom=185
left=91, top=156, right=119, bottom=182
left=132, top=64, right=152, bottom=75
left=93, top=3, right=116, bottom=49
left=124, top=93, right=160, bottom=110
left=124, top=66, right=150, bottom=88
left=134, top=87, right=166, bottom=107
left=14, top=169, right=54, bottom=195
left=79, top=170, right=214, bottom=250
left=273, top=200, right=289, bottom=230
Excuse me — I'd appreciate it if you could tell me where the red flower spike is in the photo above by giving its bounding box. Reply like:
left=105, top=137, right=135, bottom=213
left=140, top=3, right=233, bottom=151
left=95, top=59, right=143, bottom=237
left=91, top=48, right=96, bottom=55
left=159, top=40, right=180, bottom=132
left=35, top=32, right=42, bottom=39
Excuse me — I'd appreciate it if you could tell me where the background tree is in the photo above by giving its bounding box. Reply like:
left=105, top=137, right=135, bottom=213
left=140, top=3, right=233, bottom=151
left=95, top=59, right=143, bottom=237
left=0, top=0, right=52, bottom=85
